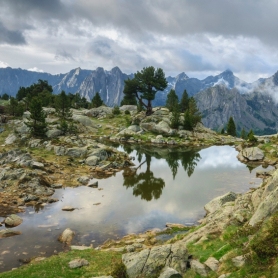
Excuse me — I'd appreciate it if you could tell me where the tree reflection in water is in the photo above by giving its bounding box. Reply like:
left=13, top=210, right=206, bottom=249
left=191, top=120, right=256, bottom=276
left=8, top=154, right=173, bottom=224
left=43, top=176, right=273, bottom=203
left=122, top=145, right=202, bottom=201
left=123, top=154, right=165, bottom=201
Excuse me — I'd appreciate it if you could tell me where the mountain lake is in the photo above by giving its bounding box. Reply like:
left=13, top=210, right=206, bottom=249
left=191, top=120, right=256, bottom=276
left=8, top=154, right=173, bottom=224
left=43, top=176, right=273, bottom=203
left=0, top=144, right=270, bottom=272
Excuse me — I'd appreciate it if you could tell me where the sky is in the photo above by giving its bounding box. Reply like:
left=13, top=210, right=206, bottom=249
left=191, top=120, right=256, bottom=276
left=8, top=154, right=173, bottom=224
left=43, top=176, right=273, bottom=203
left=0, top=0, right=278, bottom=82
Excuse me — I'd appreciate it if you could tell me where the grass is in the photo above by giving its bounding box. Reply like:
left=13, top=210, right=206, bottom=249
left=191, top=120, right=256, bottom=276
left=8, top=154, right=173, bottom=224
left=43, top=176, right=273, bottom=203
left=0, top=249, right=123, bottom=278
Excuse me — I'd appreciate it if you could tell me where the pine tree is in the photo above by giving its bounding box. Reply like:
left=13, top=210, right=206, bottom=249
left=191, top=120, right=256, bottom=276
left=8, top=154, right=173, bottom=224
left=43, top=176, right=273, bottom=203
left=91, top=92, right=104, bottom=108
left=26, top=97, right=47, bottom=137
left=240, top=128, right=247, bottom=139
left=247, top=129, right=257, bottom=142
left=226, top=116, right=237, bottom=137
left=221, top=128, right=225, bottom=134
left=123, top=66, right=167, bottom=115
left=180, top=90, right=189, bottom=112
left=183, top=110, right=193, bottom=130
left=170, top=102, right=181, bottom=129
left=55, top=91, right=72, bottom=120
left=166, top=89, right=179, bottom=112
left=188, top=97, right=202, bottom=128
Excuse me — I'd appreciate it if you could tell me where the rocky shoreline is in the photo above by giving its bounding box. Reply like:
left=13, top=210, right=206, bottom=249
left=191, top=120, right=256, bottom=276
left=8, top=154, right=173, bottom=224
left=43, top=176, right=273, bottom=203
left=1, top=105, right=278, bottom=277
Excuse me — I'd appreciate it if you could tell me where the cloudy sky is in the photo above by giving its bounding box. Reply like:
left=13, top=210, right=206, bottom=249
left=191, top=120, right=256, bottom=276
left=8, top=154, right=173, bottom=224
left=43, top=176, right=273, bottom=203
left=0, top=0, right=278, bottom=81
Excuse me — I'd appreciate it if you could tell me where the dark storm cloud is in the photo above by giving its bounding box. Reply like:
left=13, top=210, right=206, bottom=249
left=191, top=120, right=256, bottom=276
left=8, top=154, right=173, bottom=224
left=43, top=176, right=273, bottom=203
left=0, top=21, right=26, bottom=45
left=1, top=0, right=69, bottom=19
left=68, top=0, right=278, bottom=46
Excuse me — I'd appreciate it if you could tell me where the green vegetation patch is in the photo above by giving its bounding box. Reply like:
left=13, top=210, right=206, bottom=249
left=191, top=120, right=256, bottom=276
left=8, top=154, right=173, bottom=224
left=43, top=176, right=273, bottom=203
left=0, top=249, right=122, bottom=278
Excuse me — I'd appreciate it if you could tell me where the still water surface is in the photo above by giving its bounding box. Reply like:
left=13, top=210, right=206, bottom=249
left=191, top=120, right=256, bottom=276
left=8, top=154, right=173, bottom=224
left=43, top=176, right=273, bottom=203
left=0, top=145, right=267, bottom=272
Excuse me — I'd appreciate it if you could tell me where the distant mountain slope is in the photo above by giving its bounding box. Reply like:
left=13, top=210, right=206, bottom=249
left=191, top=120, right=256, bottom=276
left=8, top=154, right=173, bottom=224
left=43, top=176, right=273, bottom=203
left=195, top=84, right=278, bottom=134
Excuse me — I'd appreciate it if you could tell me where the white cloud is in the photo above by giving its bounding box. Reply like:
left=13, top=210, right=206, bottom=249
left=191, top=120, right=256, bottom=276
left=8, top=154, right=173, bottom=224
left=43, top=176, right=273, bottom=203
left=0, top=60, right=9, bottom=68
left=27, top=67, right=44, bottom=72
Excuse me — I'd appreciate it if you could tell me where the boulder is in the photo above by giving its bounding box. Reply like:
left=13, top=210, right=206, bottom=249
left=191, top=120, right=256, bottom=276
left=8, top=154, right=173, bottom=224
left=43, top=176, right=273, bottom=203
left=58, top=228, right=75, bottom=245
left=232, top=255, right=245, bottom=268
left=204, top=192, right=237, bottom=214
left=31, top=161, right=44, bottom=169
left=72, top=114, right=97, bottom=128
left=66, top=147, right=87, bottom=158
left=86, top=106, right=113, bottom=118
left=128, top=125, right=141, bottom=132
left=190, top=260, right=208, bottom=277
left=85, top=155, right=99, bottom=166
left=0, top=229, right=21, bottom=238
left=87, top=148, right=111, bottom=161
left=46, top=129, right=63, bottom=138
left=54, top=146, right=67, bottom=156
left=5, top=134, right=17, bottom=145
left=120, top=105, right=137, bottom=114
left=239, top=147, right=264, bottom=161
left=158, top=267, right=182, bottom=278
left=77, top=176, right=90, bottom=185
left=68, top=258, right=89, bottom=269
left=249, top=170, right=278, bottom=226
left=4, top=214, right=23, bottom=227
left=122, top=242, right=189, bottom=277
left=204, top=257, right=219, bottom=272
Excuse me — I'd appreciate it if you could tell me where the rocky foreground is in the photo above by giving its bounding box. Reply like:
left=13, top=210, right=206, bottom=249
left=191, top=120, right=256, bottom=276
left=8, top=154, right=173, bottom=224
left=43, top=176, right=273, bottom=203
left=1, top=105, right=278, bottom=277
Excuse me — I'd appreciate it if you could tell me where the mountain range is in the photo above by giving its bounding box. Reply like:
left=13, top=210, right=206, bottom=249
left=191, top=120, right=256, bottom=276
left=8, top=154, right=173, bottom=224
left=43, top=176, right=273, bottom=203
left=1, top=66, right=278, bottom=135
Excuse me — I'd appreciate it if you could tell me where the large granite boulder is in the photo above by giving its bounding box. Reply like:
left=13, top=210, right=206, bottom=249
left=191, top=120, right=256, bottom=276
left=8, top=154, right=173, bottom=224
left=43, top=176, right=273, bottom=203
left=66, top=147, right=88, bottom=158
left=46, top=128, right=63, bottom=138
left=86, top=106, right=113, bottom=118
left=237, top=147, right=264, bottom=161
left=122, top=242, right=189, bottom=277
left=72, top=114, right=97, bottom=128
left=249, top=169, right=278, bottom=226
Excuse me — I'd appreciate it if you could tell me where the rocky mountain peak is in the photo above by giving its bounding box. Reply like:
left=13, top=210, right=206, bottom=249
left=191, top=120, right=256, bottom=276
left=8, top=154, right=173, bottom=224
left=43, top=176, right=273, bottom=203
left=176, top=72, right=189, bottom=81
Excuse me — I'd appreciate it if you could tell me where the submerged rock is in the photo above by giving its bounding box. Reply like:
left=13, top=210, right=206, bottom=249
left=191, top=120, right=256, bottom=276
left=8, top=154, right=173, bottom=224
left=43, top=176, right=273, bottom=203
left=0, top=229, right=21, bottom=238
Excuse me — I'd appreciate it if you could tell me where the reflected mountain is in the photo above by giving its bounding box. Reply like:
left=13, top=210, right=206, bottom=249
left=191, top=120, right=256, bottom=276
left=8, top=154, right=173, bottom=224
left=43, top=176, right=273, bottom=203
left=122, top=144, right=203, bottom=200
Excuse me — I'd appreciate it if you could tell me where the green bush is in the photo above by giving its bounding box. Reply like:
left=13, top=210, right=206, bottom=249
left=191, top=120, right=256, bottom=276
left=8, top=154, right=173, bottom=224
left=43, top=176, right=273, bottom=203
left=124, top=110, right=130, bottom=115
left=113, top=106, right=121, bottom=115
left=110, top=260, right=128, bottom=278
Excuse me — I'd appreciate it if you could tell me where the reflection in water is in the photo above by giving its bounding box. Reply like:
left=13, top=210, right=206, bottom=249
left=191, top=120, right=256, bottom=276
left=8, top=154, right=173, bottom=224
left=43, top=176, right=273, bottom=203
left=122, top=145, right=202, bottom=200
left=0, top=144, right=268, bottom=273
left=123, top=154, right=165, bottom=201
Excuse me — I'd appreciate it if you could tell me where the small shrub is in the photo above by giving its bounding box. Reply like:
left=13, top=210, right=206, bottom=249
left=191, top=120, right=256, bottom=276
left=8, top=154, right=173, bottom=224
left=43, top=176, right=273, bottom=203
left=124, top=110, right=130, bottom=115
left=110, top=260, right=128, bottom=278
left=113, top=106, right=121, bottom=115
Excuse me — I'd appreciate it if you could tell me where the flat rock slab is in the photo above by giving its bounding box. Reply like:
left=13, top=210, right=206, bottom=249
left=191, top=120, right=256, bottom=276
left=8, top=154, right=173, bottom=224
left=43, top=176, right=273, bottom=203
left=70, top=246, right=92, bottom=251
left=62, top=206, right=75, bottom=211
left=166, top=223, right=187, bottom=229
left=0, top=229, right=21, bottom=238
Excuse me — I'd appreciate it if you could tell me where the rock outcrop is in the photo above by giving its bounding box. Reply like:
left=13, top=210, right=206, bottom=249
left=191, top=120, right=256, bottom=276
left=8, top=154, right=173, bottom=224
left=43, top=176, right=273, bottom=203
left=122, top=242, right=189, bottom=277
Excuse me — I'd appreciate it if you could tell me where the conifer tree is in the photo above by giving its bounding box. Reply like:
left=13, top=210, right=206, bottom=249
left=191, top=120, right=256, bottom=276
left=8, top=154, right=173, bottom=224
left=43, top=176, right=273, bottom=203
left=166, top=89, right=179, bottom=112
left=26, top=97, right=47, bottom=137
left=91, top=92, right=104, bottom=108
left=182, top=97, right=202, bottom=131
left=123, top=66, right=167, bottom=115
left=170, top=102, right=181, bottom=129
left=180, top=89, right=189, bottom=112
left=226, top=116, right=237, bottom=137
left=240, top=128, right=247, bottom=139
left=55, top=91, right=72, bottom=120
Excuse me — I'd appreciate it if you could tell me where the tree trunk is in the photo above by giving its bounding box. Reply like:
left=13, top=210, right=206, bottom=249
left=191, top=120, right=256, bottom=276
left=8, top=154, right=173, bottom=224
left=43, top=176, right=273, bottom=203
left=145, top=100, right=153, bottom=116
